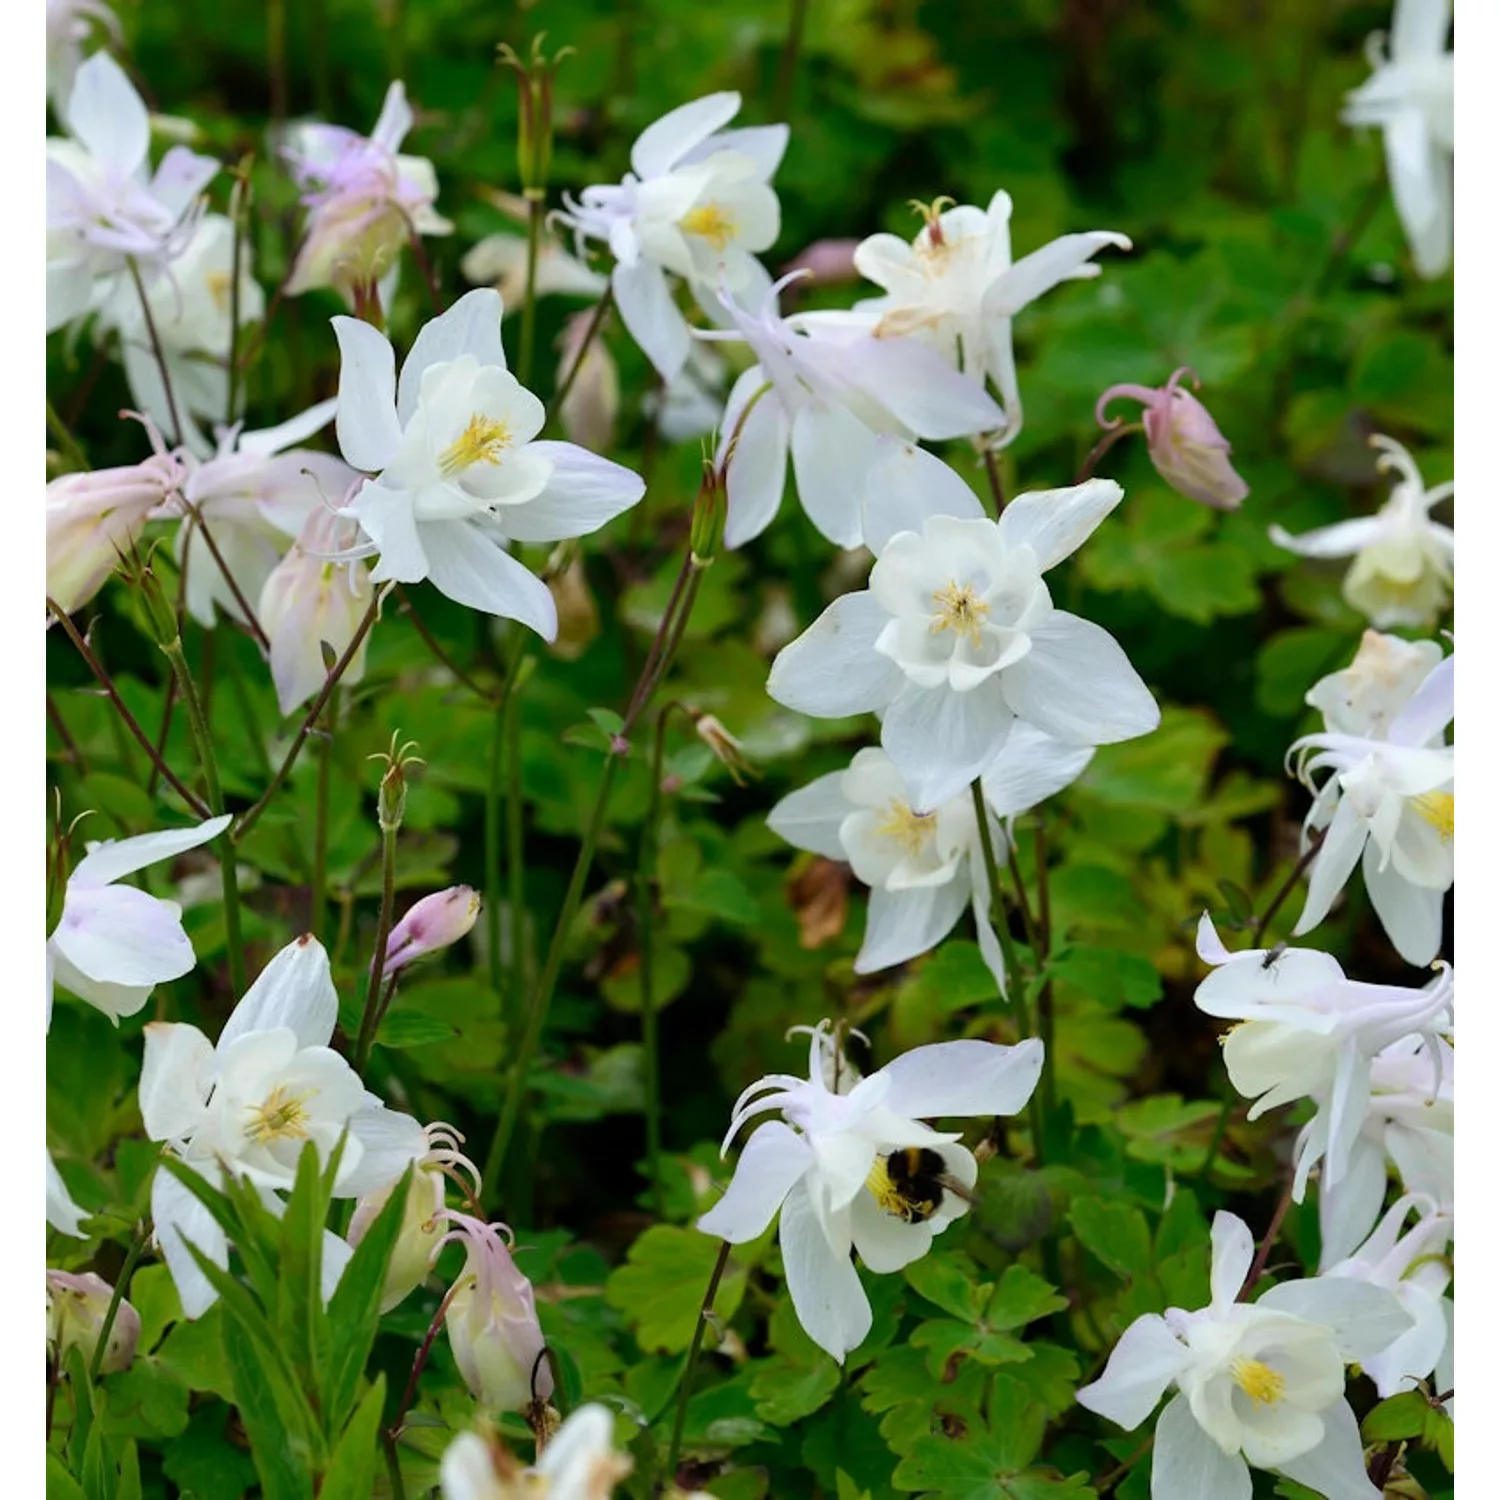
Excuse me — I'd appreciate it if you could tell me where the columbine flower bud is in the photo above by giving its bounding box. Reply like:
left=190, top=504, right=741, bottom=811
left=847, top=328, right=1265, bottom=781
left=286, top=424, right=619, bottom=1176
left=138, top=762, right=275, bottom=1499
left=349, top=1166, right=445, bottom=1314
left=1095, top=366, right=1249, bottom=511
left=439, top=1213, right=552, bottom=1414
left=370, top=734, right=422, bottom=832
left=46, top=1270, right=140, bottom=1374
left=689, top=468, right=726, bottom=564
left=134, top=559, right=182, bottom=648
left=382, top=888, right=481, bottom=977
left=497, top=37, right=571, bottom=193
left=781, top=237, right=862, bottom=286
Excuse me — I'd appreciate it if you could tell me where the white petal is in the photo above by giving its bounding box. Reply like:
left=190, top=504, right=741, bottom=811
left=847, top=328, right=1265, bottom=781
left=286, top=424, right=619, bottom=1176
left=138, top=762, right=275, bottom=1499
left=767, top=592, right=905, bottom=718
left=881, top=680, right=1014, bottom=813
left=71, top=815, right=232, bottom=887
left=849, top=1191, right=935, bottom=1273
left=321, top=1230, right=354, bottom=1306
left=398, top=289, right=508, bottom=420
left=47, top=943, right=152, bottom=1023
left=978, top=720, right=1092, bottom=816
left=1318, top=1139, right=1390, bottom=1270
left=1387, top=652, right=1453, bottom=748
left=237, top=398, right=340, bottom=458
left=219, top=935, right=338, bottom=1051
left=879, top=1037, right=1044, bottom=1120
left=333, top=317, right=403, bottom=472
left=337, top=1107, right=430, bottom=1197
left=152, top=1164, right=229, bottom=1320
left=690, top=122, right=789, bottom=179
left=612, top=259, right=690, bottom=381
left=1074, top=1314, right=1189, bottom=1430
left=419, top=521, right=558, bottom=638
left=370, top=81, right=413, bottom=152
left=1194, top=911, right=1234, bottom=965
left=52, top=886, right=196, bottom=987
left=722, top=381, right=791, bottom=548
left=1268, top=517, right=1385, bottom=559
left=848, top=337, right=1004, bottom=439
left=1209, top=1211, right=1255, bottom=1307
left=354, top=482, right=429, bottom=584
left=1362, top=842, right=1443, bottom=966
left=766, top=773, right=854, bottom=860
left=996, top=478, right=1123, bottom=573
left=999, top=612, right=1158, bottom=746
left=632, top=92, right=742, bottom=178
left=789, top=401, right=879, bottom=549
left=1150, top=1394, right=1252, bottom=1500
left=982, top=231, right=1131, bottom=317
left=1258, top=1279, right=1413, bottom=1365
left=1273, top=1399, right=1382, bottom=1500
left=493, top=441, right=643, bottom=544
left=779, top=1178, right=871, bottom=1364
left=861, top=438, right=985, bottom=555
left=47, top=1152, right=88, bottom=1238
left=698, top=1121, right=814, bottom=1242
left=537, top=1405, right=616, bottom=1485
left=855, top=882, right=970, bottom=974
left=139, top=1022, right=215, bottom=1141
left=66, top=53, right=148, bottom=178
left=1292, top=795, right=1368, bottom=936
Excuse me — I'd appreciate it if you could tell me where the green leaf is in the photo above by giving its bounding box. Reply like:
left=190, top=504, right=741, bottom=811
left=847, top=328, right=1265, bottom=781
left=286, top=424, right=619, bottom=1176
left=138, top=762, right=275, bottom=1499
left=605, top=1225, right=748, bottom=1354
left=222, top=1313, right=317, bottom=1500
left=318, top=1376, right=387, bottom=1500
left=1361, top=1390, right=1429, bottom=1441
left=46, top=1452, right=89, bottom=1500
left=985, top=1265, right=1070, bottom=1332
left=1048, top=947, right=1162, bottom=1011
left=274, top=1141, right=334, bottom=1408
left=162, top=1405, right=260, bottom=1499
left=903, top=1251, right=984, bottom=1322
left=128, top=1264, right=182, bottom=1353
left=893, top=1427, right=1096, bottom=1499
left=97, top=1358, right=190, bottom=1441
left=374, top=1009, right=460, bottom=1047
left=1068, top=1197, right=1154, bottom=1280
left=156, top=1305, right=235, bottom=1403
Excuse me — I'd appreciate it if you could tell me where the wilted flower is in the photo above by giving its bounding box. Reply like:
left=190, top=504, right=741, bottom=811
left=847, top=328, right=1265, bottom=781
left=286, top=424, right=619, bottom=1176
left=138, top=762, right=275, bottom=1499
left=139, top=935, right=427, bottom=1316
left=1343, top=0, right=1453, bottom=279
left=1304, top=630, right=1445, bottom=741
left=768, top=725, right=1090, bottom=992
left=330, top=288, right=644, bottom=633
left=698, top=1021, right=1043, bottom=1361
left=47, top=814, right=230, bottom=1024
left=46, top=1151, right=88, bottom=1238
left=1270, top=436, right=1453, bottom=629
left=555, top=92, right=788, bottom=380
left=46, top=0, right=120, bottom=110
left=1095, top=366, right=1249, bottom=510
left=47, top=1269, right=140, bottom=1374
left=852, top=191, right=1129, bottom=447
left=283, top=81, right=452, bottom=308
left=1076, top=1212, right=1411, bottom=1500
left=440, top=1406, right=632, bottom=1500
left=767, top=438, right=1157, bottom=812
left=382, top=887, right=482, bottom=976
left=439, top=1213, right=553, bottom=1413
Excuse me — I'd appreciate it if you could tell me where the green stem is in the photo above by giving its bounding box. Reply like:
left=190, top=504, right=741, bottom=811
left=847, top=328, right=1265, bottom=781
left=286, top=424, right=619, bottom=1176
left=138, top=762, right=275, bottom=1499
left=354, top=822, right=399, bottom=1071
left=506, top=684, right=527, bottom=1020
left=1032, top=818, right=1057, bottom=1119
left=163, top=637, right=245, bottom=995
left=485, top=697, right=504, bottom=999
left=1195, top=1094, right=1237, bottom=1186
left=46, top=397, right=89, bottom=472
left=125, top=255, right=184, bottom=447
left=664, top=1240, right=731, bottom=1484
left=89, top=1222, right=150, bottom=1381
left=1074, top=422, right=1140, bottom=486
left=312, top=689, right=337, bottom=943
left=981, top=446, right=1006, bottom=516
left=1250, top=834, right=1323, bottom=948
left=225, top=162, right=250, bottom=427
left=381, top=1432, right=408, bottom=1500
left=518, top=188, right=544, bottom=388
left=773, top=0, right=811, bottom=118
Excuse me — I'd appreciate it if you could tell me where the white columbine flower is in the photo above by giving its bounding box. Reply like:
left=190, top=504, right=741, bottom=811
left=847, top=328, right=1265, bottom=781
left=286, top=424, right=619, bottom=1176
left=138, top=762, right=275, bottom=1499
left=1288, top=645, right=1452, bottom=964
left=767, top=725, right=1091, bottom=993
left=1342, top=0, right=1453, bottom=279
left=1323, top=1195, right=1452, bottom=1399
left=331, top=288, right=644, bottom=636
left=767, top=439, right=1157, bottom=811
left=139, top=935, right=428, bottom=1316
left=1077, top=1211, right=1410, bottom=1500
left=697, top=1022, right=1043, bottom=1362
left=555, top=92, right=788, bottom=381
left=47, top=52, right=219, bottom=333
left=852, top=191, right=1129, bottom=447
left=1193, top=915, right=1453, bottom=1208
left=705, top=278, right=1004, bottom=549
left=48, top=813, right=231, bottom=1024
left=1270, top=436, right=1453, bottom=629
left=441, top=1405, right=632, bottom=1500
left=1304, top=629, right=1445, bottom=740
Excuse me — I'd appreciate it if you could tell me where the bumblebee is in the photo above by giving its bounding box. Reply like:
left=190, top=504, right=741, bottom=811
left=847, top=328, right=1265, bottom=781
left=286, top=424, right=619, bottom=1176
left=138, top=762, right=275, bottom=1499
left=866, top=1147, right=973, bottom=1225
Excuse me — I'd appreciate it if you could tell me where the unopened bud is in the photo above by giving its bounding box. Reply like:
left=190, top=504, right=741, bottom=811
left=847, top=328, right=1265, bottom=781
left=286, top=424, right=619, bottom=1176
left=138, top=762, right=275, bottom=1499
left=382, top=887, right=481, bottom=977
left=370, top=734, right=423, bottom=832
left=349, top=1164, right=448, bottom=1313
left=692, top=712, right=757, bottom=786
left=498, top=36, right=571, bottom=192
left=46, top=1270, right=140, bottom=1374
left=689, top=469, right=726, bottom=564
left=137, top=562, right=182, bottom=647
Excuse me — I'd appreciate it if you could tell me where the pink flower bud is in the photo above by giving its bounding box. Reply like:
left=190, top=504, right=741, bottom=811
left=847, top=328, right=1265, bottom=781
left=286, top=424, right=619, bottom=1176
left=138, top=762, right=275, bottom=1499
left=1095, top=367, right=1249, bottom=511
left=781, top=238, right=862, bottom=286
left=46, top=1270, right=140, bottom=1374
left=382, top=887, right=481, bottom=976
left=438, top=1213, right=552, bottom=1413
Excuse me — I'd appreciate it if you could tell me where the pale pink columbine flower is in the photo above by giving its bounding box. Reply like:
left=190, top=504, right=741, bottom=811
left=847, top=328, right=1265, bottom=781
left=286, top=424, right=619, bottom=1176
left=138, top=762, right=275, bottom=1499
left=46, top=445, right=188, bottom=614
left=47, top=1269, right=140, bottom=1374
left=439, top=1213, right=553, bottom=1413
left=259, top=507, right=373, bottom=715
left=380, top=887, right=482, bottom=977
left=283, top=81, right=452, bottom=308
left=1095, top=367, right=1249, bottom=511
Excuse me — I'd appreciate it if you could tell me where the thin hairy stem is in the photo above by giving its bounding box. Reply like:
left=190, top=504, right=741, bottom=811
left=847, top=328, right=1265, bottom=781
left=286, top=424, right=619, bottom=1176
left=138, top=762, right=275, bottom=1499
left=354, top=821, right=399, bottom=1070
left=125, top=255, right=185, bottom=447
left=665, top=1241, right=732, bottom=1483
left=548, top=284, right=614, bottom=421
left=1251, top=832, right=1324, bottom=947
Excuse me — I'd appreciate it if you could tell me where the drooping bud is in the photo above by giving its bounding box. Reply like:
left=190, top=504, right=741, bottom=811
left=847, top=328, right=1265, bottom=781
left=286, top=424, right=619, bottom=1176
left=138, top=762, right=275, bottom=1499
left=1095, top=367, right=1249, bottom=511
left=439, top=1213, right=552, bottom=1414
left=382, top=888, right=482, bottom=977
left=780, top=237, right=862, bottom=286
left=46, top=1270, right=140, bottom=1374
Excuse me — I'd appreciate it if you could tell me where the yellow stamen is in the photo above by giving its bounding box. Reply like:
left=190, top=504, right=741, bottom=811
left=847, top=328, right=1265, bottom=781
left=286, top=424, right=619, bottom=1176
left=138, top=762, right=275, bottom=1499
left=205, top=271, right=233, bottom=313
left=874, top=799, right=937, bottom=858
left=865, top=1156, right=938, bottom=1223
left=245, top=1085, right=312, bottom=1146
left=1411, top=791, right=1454, bottom=841
left=1229, top=1357, right=1285, bottom=1407
left=680, top=201, right=737, bottom=251
left=930, top=580, right=990, bottom=646
left=439, top=414, right=512, bottom=477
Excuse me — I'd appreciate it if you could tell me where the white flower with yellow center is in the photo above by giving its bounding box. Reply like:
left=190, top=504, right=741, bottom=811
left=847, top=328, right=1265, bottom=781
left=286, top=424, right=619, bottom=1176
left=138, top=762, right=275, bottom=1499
left=1077, top=1212, right=1411, bottom=1500
left=767, top=727, right=1091, bottom=992
left=331, top=288, right=644, bottom=634
left=767, top=439, right=1157, bottom=811
left=1270, top=437, right=1453, bottom=629
left=139, top=935, right=427, bottom=1317
left=852, top=190, right=1129, bottom=447
left=555, top=92, right=788, bottom=381
left=1289, top=645, right=1452, bottom=964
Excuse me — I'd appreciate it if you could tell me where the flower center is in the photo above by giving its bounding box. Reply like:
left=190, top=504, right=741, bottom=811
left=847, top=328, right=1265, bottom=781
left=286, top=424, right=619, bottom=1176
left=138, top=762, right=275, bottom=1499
left=1411, top=791, right=1454, bottom=840
left=930, top=581, right=990, bottom=646
left=1229, top=1356, right=1285, bottom=1408
left=680, top=201, right=737, bottom=251
left=245, top=1085, right=312, bottom=1146
left=874, top=799, right=937, bottom=857
left=439, top=414, right=513, bottom=477
left=866, top=1149, right=947, bottom=1224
